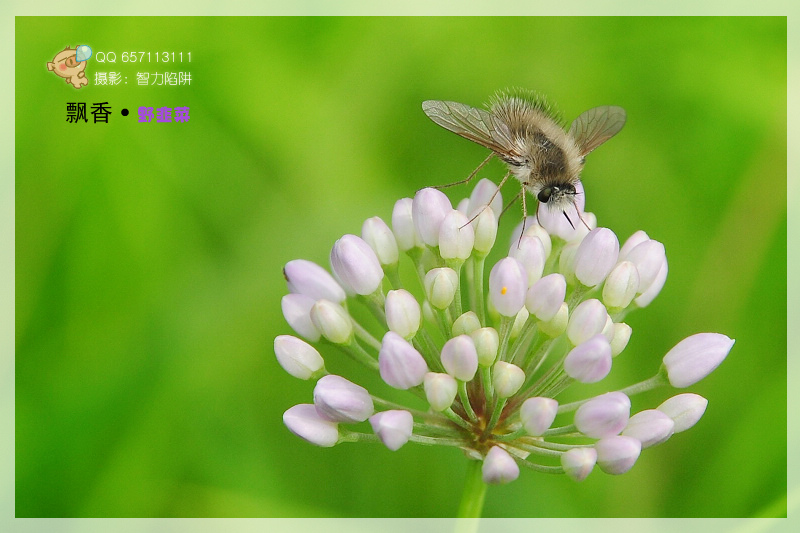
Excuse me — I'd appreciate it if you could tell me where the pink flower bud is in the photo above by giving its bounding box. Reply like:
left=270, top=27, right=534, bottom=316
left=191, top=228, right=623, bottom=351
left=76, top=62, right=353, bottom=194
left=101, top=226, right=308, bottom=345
left=622, top=409, right=675, bottom=448
left=563, top=334, right=612, bottom=383
left=362, top=216, right=399, bottom=266
left=284, top=259, right=345, bottom=303
left=379, top=332, right=428, bottom=389
left=595, top=435, right=641, bottom=475
left=412, top=188, right=452, bottom=247
left=489, top=257, right=528, bottom=317
left=439, top=210, right=474, bottom=261
left=330, top=234, right=384, bottom=295
left=561, top=447, right=597, bottom=482
left=280, top=293, right=320, bottom=342
left=566, top=299, right=609, bottom=346
left=574, top=391, right=631, bottom=438
left=313, top=375, right=374, bottom=423
left=274, top=335, right=324, bottom=380
left=385, top=289, right=421, bottom=339
left=520, top=397, right=558, bottom=436
left=509, top=235, right=546, bottom=285
left=574, top=227, right=620, bottom=287
left=492, top=361, right=525, bottom=398
left=392, top=197, right=422, bottom=252
left=283, top=404, right=339, bottom=447
left=657, top=393, right=708, bottom=433
left=423, top=372, right=458, bottom=411
left=441, top=334, right=478, bottom=381
left=369, top=410, right=413, bottom=451
left=526, top=273, right=567, bottom=322
left=662, top=333, right=734, bottom=388
left=482, top=446, right=519, bottom=484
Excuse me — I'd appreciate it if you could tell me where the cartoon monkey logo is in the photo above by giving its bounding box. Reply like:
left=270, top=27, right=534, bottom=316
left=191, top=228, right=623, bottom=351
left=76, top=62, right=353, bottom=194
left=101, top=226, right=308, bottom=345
left=47, top=46, right=88, bottom=89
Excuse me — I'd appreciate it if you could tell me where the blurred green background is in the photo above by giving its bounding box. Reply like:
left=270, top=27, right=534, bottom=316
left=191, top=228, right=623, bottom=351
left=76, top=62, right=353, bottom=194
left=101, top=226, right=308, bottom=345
left=15, top=17, right=786, bottom=517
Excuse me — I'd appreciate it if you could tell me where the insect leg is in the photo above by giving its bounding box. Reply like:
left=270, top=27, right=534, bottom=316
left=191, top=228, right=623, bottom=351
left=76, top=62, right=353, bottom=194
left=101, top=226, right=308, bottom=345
left=462, top=172, right=512, bottom=228
left=572, top=197, right=591, bottom=230
left=432, top=152, right=495, bottom=190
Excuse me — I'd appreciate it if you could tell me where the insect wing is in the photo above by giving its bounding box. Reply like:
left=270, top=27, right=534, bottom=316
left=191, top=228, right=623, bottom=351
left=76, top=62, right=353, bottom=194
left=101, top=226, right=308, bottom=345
left=569, top=106, right=626, bottom=156
left=422, top=100, right=517, bottom=156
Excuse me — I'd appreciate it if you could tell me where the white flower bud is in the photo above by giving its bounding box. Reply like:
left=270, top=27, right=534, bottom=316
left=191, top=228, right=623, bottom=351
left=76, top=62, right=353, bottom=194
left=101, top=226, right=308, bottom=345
left=471, top=327, right=500, bottom=366
left=563, top=334, right=613, bottom=383
left=526, top=273, right=567, bottom=322
left=313, top=375, right=374, bottom=423
left=602, top=261, right=640, bottom=310
left=619, top=230, right=650, bottom=261
left=662, top=333, right=734, bottom=388
left=557, top=241, right=580, bottom=284
left=274, top=335, right=324, bottom=380
left=412, top=187, right=452, bottom=247
left=520, top=397, right=558, bottom=436
left=362, top=216, right=399, bottom=266
left=510, top=307, right=529, bottom=339
left=392, top=197, right=422, bottom=252
left=537, top=181, right=587, bottom=240
left=284, top=259, right=346, bottom=303
left=441, top=334, right=479, bottom=381
left=283, top=404, right=339, bottom=447
left=574, top=391, right=631, bottom=438
left=369, top=410, right=413, bottom=451
left=595, top=435, right=641, bottom=475
left=492, top=361, right=525, bottom=398
left=610, top=322, right=632, bottom=357
left=622, top=409, right=675, bottom=448
left=574, top=227, right=620, bottom=287
left=452, top=311, right=481, bottom=337
left=280, top=293, right=321, bottom=342
left=424, top=267, right=459, bottom=310
left=379, top=331, right=428, bottom=389
left=468, top=178, right=503, bottom=220
left=539, top=302, right=569, bottom=338
left=625, top=239, right=667, bottom=294
left=439, top=210, right=475, bottom=261
left=330, top=234, right=384, bottom=296
left=489, top=257, right=528, bottom=317
left=634, top=259, right=668, bottom=308
left=567, top=299, right=609, bottom=346
left=423, top=372, right=458, bottom=411
left=509, top=235, right=546, bottom=286
left=309, top=299, right=353, bottom=345
left=561, top=447, right=597, bottom=482
left=472, top=207, right=498, bottom=254
left=523, top=223, right=552, bottom=258
left=482, top=446, right=519, bottom=484
left=657, top=393, right=708, bottom=433
left=385, top=289, right=421, bottom=339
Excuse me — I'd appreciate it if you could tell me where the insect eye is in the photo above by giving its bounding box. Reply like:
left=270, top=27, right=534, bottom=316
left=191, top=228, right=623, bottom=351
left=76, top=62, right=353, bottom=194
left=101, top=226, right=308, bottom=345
left=537, top=188, right=552, bottom=203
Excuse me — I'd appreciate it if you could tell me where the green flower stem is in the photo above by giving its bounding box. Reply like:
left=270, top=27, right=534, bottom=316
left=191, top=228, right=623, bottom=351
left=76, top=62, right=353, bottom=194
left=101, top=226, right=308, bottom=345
left=456, top=459, right=487, bottom=519
left=557, top=369, right=668, bottom=414
left=385, top=263, right=403, bottom=290
left=338, top=340, right=379, bottom=371
left=446, top=258, right=465, bottom=318
left=482, top=397, right=507, bottom=436
left=472, top=254, right=487, bottom=325
left=351, top=320, right=382, bottom=351
left=458, top=380, right=478, bottom=422
left=443, top=407, right=474, bottom=431
left=496, top=316, right=514, bottom=362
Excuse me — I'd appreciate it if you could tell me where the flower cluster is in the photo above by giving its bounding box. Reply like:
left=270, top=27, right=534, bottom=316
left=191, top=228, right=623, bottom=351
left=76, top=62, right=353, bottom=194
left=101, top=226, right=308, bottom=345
left=275, top=179, right=734, bottom=484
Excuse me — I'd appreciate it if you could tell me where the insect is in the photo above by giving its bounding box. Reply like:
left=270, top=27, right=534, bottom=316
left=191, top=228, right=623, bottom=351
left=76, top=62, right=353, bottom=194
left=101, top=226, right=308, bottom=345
left=422, top=90, right=626, bottom=229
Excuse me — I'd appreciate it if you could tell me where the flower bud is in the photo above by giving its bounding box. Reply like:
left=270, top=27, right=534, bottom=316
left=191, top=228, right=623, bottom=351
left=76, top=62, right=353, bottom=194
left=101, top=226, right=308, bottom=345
left=520, top=397, right=558, bottom=436
left=274, top=335, right=325, bottom=380
left=523, top=223, right=552, bottom=258
left=537, top=181, right=587, bottom=240
left=561, top=447, right=596, bottom=482
left=313, top=375, right=374, bottom=423
left=595, top=435, right=641, bottom=475
left=509, top=235, right=546, bottom=285
left=424, top=267, right=459, bottom=310
left=657, top=393, right=708, bottom=433
left=392, top=197, right=422, bottom=252
left=330, top=234, right=384, bottom=296
left=510, top=307, right=529, bottom=339
left=622, top=409, right=675, bottom=448
left=662, top=333, right=734, bottom=388
left=574, top=227, right=620, bottom=287
left=441, top=335, right=479, bottom=381
left=284, top=259, right=346, bottom=303
left=557, top=241, right=580, bottom=283
left=602, top=261, right=640, bottom=310
left=526, top=273, right=567, bottom=322
left=619, top=230, right=650, bottom=261
left=369, top=410, right=413, bottom=451
left=281, top=293, right=321, bottom=342
left=362, top=216, right=399, bottom=267
left=283, top=404, right=339, bottom=447
left=492, top=361, right=525, bottom=398
left=379, top=332, right=428, bottom=389
left=471, top=327, right=500, bottom=366
left=309, top=299, right=353, bottom=344
left=489, top=257, right=528, bottom=317
left=439, top=210, right=475, bottom=261
left=472, top=207, right=498, bottom=254
left=482, top=446, right=519, bottom=484
left=574, top=391, right=631, bottom=438
left=412, top=187, right=452, bottom=247
left=423, top=372, right=458, bottom=411
left=539, top=302, right=569, bottom=338
left=566, top=299, right=609, bottom=346
left=625, top=239, right=667, bottom=294
left=563, top=334, right=612, bottom=383
left=610, top=322, right=632, bottom=357
left=385, top=289, right=421, bottom=339
left=452, top=311, right=481, bottom=337
left=634, top=260, right=668, bottom=308
left=468, top=178, right=503, bottom=220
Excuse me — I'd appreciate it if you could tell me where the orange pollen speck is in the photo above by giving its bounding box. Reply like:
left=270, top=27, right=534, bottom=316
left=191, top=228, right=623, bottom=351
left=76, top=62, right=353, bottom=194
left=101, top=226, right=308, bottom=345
left=501, top=286, right=507, bottom=295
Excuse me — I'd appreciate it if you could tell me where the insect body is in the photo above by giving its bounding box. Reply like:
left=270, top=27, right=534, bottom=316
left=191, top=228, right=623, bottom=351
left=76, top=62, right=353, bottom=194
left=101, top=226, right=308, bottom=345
left=422, top=91, right=626, bottom=226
